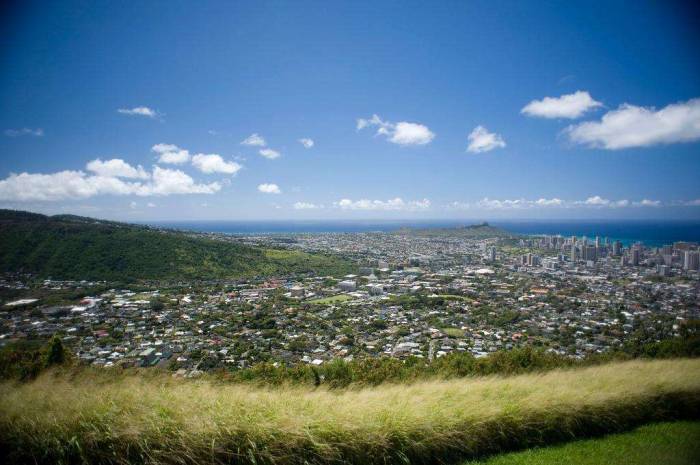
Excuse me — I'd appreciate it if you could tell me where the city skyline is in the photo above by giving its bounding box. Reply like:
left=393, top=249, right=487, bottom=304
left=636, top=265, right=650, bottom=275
left=1, top=1, right=700, bottom=220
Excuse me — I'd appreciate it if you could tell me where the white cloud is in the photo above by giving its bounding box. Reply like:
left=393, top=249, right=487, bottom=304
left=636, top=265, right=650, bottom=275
left=357, top=114, right=435, bottom=145
left=473, top=198, right=564, bottom=210
left=0, top=166, right=220, bottom=202
left=117, top=106, right=159, bottom=118
left=259, top=148, right=281, bottom=159
left=293, top=202, right=321, bottom=210
left=298, top=138, right=314, bottom=148
left=583, top=195, right=610, bottom=206
left=574, top=196, right=629, bottom=208
left=390, top=122, right=435, bottom=145
left=147, top=202, right=156, bottom=208
left=152, top=143, right=191, bottom=164
left=566, top=98, right=700, bottom=149
left=257, top=183, right=281, bottom=194
left=521, top=91, right=602, bottom=119
left=241, top=133, right=267, bottom=147
left=356, top=114, right=384, bottom=131
left=335, top=197, right=431, bottom=211
left=86, top=158, right=149, bottom=179
left=152, top=144, right=242, bottom=174
left=4, top=128, right=44, bottom=137
left=143, top=166, right=221, bottom=196
left=191, top=154, right=242, bottom=174
left=0, top=171, right=140, bottom=201
left=467, top=126, right=506, bottom=153
left=634, top=199, right=661, bottom=207
left=452, top=196, right=666, bottom=210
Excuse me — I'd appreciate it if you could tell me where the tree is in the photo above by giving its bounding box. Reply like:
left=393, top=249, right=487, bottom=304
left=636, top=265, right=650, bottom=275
left=45, top=335, right=67, bottom=367
left=150, top=297, right=165, bottom=311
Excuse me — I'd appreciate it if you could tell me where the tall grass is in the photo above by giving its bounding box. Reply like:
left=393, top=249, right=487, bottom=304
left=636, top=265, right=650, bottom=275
left=1, top=359, right=699, bottom=465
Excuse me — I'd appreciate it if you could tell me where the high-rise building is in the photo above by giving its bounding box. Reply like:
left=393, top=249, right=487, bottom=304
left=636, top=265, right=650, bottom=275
left=527, top=253, right=540, bottom=267
left=570, top=245, right=577, bottom=263
left=584, top=245, right=597, bottom=262
left=683, top=251, right=700, bottom=271
left=612, top=241, right=622, bottom=256
left=630, top=248, right=640, bottom=266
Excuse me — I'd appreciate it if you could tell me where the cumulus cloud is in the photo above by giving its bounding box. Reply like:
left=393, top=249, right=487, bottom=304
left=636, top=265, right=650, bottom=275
left=86, top=158, right=149, bottom=179
left=241, top=133, right=266, bottom=146
left=144, top=166, right=220, bottom=195
left=566, top=98, right=700, bottom=149
left=191, top=154, right=242, bottom=174
left=117, top=106, right=159, bottom=118
left=0, top=171, right=140, bottom=202
left=467, top=126, right=506, bottom=153
left=259, top=148, right=281, bottom=159
left=583, top=197, right=629, bottom=207
left=152, top=143, right=191, bottom=164
left=0, top=166, right=220, bottom=202
left=4, top=128, right=44, bottom=137
left=293, top=202, right=321, bottom=209
left=634, top=199, right=661, bottom=207
left=357, top=114, right=435, bottom=145
left=335, top=197, right=431, bottom=211
left=298, top=138, right=314, bottom=148
left=521, top=91, right=602, bottom=119
left=257, top=183, right=281, bottom=194
left=470, top=198, right=564, bottom=210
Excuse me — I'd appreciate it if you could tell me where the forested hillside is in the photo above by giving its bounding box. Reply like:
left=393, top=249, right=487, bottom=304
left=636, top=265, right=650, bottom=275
left=0, top=210, right=354, bottom=281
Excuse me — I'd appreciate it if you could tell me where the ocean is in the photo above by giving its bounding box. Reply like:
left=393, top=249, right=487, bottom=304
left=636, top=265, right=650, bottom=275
left=148, top=219, right=700, bottom=247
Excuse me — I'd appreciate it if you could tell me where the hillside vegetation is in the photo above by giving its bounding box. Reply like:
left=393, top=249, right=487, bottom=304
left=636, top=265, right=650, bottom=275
left=0, top=210, right=354, bottom=281
left=1, top=359, right=699, bottom=465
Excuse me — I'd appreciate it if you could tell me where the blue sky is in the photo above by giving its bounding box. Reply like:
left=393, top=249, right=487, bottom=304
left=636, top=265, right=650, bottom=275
left=1, top=0, right=699, bottom=220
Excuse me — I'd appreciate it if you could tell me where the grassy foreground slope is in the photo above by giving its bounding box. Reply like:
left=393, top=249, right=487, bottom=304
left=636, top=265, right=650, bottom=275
left=466, top=421, right=700, bottom=465
left=1, top=359, right=699, bottom=465
left=0, top=209, right=354, bottom=280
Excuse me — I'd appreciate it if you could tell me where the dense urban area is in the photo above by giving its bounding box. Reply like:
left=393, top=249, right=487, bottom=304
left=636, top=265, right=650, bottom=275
left=2, top=226, right=699, bottom=377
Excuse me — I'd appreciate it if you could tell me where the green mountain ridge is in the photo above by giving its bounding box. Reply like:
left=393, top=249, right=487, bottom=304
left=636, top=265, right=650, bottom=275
left=0, top=210, right=354, bottom=281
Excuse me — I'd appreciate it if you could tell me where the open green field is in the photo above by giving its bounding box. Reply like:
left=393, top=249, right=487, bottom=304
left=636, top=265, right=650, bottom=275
left=466, top=421, right=700, bottom=465
left=442, top=327, right=466, bottom=337
left=307, top=293, right=353, bottom=304
left=1, top=359, right=699, bottom=464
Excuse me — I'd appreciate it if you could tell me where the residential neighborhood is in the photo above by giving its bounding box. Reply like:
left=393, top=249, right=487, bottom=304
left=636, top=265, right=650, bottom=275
left=1, top=230, right=698, bottom=376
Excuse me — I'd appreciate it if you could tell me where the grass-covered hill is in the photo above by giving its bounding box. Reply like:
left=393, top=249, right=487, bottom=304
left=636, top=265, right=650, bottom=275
left=396, top=222, right=513, bottom=238
left=0, top=359, right=698, bottom=465
left=0, top=209, right=354, bottom=281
